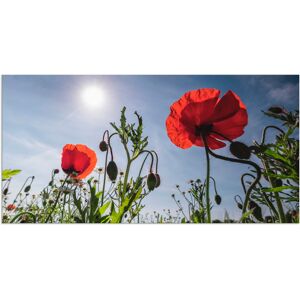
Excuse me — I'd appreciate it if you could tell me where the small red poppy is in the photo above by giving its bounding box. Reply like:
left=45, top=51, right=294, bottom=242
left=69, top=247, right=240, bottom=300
left=7, top=204, right=16, bottom=211
left=166, top=88, right=248, bottom=149
left=61, top=144, right=97, bottom=179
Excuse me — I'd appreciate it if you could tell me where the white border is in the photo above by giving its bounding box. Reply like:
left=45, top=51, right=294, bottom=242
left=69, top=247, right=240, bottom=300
left=0, top=1, right=299, bottom=299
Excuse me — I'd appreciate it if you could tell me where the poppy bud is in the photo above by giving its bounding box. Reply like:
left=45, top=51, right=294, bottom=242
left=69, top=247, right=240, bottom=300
left=230, top=142, right=251, bottom=159
left=215, top=195, right=221, bottom=205
left=268, top=106, right=284, bottom=114
left=99, top=141, right=108, bottom=152
left=235, top=201, right=243, bottom=210
left=147, top=173, right=157, bottom=191
left=3, top=188, right=8, bottom=196
left=155, top=174, right=161, bottom=188
left=54, top=169, right=59, bottom=174
left=291, top=210, right=298, bottom=217
left=24, top=185, right=31, bottom=193
left=249, top=200, right=263, bottom=221
left=107, top=161, right=118, bottom=181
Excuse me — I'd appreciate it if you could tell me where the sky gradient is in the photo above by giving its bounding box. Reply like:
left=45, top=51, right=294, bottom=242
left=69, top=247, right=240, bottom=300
left=2, top=75, right=299, bottom=220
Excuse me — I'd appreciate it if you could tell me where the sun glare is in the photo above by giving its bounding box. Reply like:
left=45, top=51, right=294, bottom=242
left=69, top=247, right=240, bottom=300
left=81, top=85, right=105, bottom=109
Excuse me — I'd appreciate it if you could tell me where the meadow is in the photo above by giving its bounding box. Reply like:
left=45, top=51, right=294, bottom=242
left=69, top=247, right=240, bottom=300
left=2, top=88, right=299, bottom=223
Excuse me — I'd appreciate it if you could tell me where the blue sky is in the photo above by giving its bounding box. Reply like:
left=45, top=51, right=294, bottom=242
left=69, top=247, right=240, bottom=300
left=2, top=75, right=299, bottom=220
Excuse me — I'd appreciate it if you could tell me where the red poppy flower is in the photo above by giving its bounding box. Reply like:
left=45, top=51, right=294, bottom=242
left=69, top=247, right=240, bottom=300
left=7, top=204, right=16, bottom=211
left=61, top=144, right=97, bottom=179
left=166, top=88, right=248, bottom=149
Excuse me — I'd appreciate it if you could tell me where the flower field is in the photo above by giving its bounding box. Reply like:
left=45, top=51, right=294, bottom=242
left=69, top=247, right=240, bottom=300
left=2, top=87, right=299, bottom=223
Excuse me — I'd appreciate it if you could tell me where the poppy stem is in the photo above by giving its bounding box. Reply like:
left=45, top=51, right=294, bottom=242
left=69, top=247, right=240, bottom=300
left=202, top=136, right=212, bottom=223
left=202, top=138, right=261, bottom=223
left=101, top=144, right=109, bottom=206
left=241, top=173, right=279, bottom=219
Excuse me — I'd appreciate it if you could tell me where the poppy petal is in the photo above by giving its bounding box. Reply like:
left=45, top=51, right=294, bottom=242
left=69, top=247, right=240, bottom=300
left=61, top=144, right=76, bottom=171
left=72, top=148, right=91, bottom=174
left=170, top=88, right=220, bottom=117
left=206, top=136, right=226, bottom=149
left=166, top=114, right=193, bottom=149
left=180, top=98, right=219, bottom=130
left=75, top=145, right=97, bottom=179
left=213, top=109, right=248, bottom=140
left=61, top=144, right=97, bottom=179
left=212, top=90, right=245, bottom=122
left=190, top=135, right=226, bottom=150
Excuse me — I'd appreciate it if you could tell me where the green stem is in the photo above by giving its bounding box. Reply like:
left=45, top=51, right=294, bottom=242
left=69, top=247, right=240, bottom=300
left=203, top=141, right=211, bottom=223
left=61, top=193, right=67, bottom=223
left=241, top=173, right=279, bottom=220
left=101, top=148, right=109, bottom=206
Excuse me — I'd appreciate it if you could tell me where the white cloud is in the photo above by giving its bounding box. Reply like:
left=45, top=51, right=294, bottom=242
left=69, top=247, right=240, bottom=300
left=267, top=82, right=299, bottom=104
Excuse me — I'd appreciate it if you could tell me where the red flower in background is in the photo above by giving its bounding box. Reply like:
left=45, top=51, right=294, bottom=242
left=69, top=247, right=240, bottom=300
left=7, top=204, right=16, bottom=211
left=61, top=144, right=97, bottom=179
left=166, top=88, right=248, bottom=149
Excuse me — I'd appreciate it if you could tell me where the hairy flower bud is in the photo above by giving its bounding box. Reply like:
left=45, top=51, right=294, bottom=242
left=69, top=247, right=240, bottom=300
left=147, top=173, right=157, bottom=191
left=230, top=142, right=251, bottom=160
left=3, top=188, right=8, bottom=196
left=268, top=106, right=284, bottom=114
left=236, top=201, right=243, bottom=210
left=107, top=161, right=118, bottom=181
left=155, top=174, right=161, bottom=188
left=99, top=141, right=108, bottom=152
left=215, top=194, right=222, bottom=205
left=24, top=185, right=31, bottom=193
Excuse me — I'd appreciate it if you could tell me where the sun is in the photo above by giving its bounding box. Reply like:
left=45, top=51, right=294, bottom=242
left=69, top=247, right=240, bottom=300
left=81, top=85, right=105, bottom=109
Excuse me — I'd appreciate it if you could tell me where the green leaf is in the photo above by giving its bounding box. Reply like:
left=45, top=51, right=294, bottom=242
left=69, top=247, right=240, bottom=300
left=261, top=186, right=299, bottom=193
left=99, top=201, right=111, bottom=216
left=2, top=169, right=21, bottom=180
left=240, top=209, right=254, bottom=222
left=264, top=149, right=291, bottom=164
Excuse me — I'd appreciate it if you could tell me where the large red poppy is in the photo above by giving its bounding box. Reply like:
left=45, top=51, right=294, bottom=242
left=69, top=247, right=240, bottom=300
left=166, top=88, right=248, bottom=150
left=61, top=144, right=97, bottom=179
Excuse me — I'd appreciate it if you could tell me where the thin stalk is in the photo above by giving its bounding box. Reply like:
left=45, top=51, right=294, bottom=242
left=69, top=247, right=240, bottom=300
left=241, top=173, right=279, bottom=219
left=101, top=147, right=109, bottom=206
left=203, top=139, right=211, bottom=223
